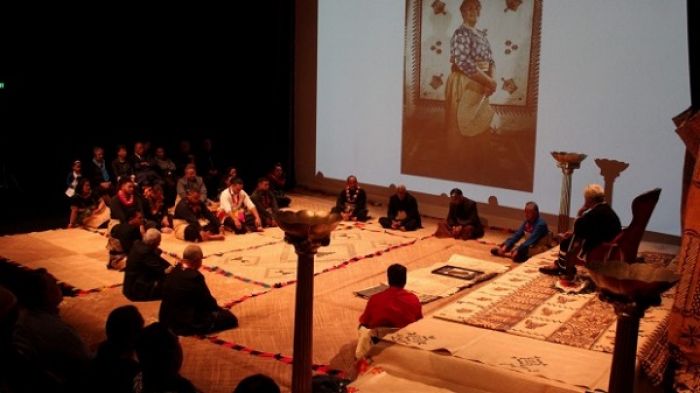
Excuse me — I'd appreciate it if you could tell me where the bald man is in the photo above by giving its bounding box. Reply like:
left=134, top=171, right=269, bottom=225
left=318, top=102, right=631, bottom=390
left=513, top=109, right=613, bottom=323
left=378, top=185, right=421, bottom=231
left=159, top=245, right=238, bottom=335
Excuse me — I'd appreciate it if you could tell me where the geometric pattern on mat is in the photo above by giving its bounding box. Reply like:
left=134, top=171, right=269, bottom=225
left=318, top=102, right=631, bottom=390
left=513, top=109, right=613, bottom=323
left=204, top=226, right=413, bottom=287
left=434, top=252, right=676, bottom=353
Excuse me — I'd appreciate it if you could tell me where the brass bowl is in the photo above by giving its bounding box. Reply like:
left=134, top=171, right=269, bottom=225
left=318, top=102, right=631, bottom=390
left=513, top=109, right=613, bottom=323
left=587, top=260, right=678, bottom=301
left=276, top=210, right=341, bottom=240
left=551, top=151, right=588, bottom=165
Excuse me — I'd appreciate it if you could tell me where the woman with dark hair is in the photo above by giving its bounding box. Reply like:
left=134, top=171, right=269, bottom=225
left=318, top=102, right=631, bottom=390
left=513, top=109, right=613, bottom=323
left=67, top=178, right=110, bottom=229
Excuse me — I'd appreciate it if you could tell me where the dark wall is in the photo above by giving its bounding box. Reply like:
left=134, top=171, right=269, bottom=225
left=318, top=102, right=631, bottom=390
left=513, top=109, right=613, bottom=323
left=0, top=5, right=294, bottom=233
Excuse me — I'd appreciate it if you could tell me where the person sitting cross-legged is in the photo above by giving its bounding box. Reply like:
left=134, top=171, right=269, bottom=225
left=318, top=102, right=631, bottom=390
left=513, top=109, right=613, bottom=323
left=87, top=305, right=144, bottom=393
left=173, top=189, right=224, bottom=242
left=250, top=177, right=279, bottom=228
left=159, top=245, right=238, bottom=336
left=491, top=201, right=551, bottom=263
left=123, top=229, right=172, bottom=301
left=359, top=264, right=422, bottom=329
left=218, top=177, right=263, bottom=234
left=378, top=184, right=421, bottom=231
left=434, top=188, right=484, bottom=240
left=332, top=175, right=369, bottom=222
left=356, top=264, right=422, bottom=359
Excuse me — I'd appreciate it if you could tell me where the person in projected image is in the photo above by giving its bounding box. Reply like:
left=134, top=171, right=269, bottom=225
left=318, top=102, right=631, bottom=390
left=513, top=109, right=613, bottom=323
left=331, top=175, right=369, bottom=222
left=445, top=0, right=496, bottom=138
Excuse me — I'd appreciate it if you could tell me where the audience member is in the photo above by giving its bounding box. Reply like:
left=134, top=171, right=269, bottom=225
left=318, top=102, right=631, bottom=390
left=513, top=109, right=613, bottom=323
left=134, top=322, right=200, bottom=393
left=359, top=264, right=422, bottom=329
left=332, top=175, right=368, bottom=221
left=233, top=374, right=280, bottom=393
left=110, top=177, right=144, bottom=224
left=87, top=146, right=114, bottom=199
left=88, top=305, right=144, bottom=393
left=251, top=177, right=279, bottom=228
left=68, top=178, right=110, bottom=229
left=177, top=164, right=208, bottom=203
left=65, top=159, right=82, bottom=198
left=160, top=245, right=238, bottom=336
left=491, top=201, right=550, bottom=262
left=111, top=145, right=134, bottom=183
left=123, top=229, right=172, bottom=301
left=266, top=163, right=291, bottom=208
left=218, top=177, right=263, bottom=234
left=378, top=185, right=421, bottom=231
left=11, top=269, right=90, bottom=392
left=174, top=189, right=224, bottom=241
left=435, top=188, right=484, bottom=240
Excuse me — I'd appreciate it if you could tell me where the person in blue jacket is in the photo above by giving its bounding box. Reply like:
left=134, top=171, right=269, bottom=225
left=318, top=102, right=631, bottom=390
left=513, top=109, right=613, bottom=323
left=491, top=201, right=551, bottom=262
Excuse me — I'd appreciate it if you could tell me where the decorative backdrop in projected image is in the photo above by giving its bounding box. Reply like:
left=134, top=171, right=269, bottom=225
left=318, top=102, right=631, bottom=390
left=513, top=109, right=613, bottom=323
left=402, top=0, right=542, bottom=191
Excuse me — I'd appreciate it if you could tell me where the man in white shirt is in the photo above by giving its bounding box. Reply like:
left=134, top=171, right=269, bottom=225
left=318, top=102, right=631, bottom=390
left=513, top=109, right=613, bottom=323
left=218, top=178, right=263, bottom=234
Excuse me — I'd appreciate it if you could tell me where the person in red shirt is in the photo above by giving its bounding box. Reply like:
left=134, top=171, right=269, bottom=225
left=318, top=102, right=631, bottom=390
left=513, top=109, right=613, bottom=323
left=359, top=264, right=423, bottom=329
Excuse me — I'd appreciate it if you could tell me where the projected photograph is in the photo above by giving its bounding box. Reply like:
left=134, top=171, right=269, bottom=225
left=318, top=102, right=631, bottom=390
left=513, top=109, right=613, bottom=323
left=402, top=0, right=542, bottom=191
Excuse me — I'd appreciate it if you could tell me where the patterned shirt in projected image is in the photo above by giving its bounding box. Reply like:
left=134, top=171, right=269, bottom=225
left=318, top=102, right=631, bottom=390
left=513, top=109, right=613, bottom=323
left=450, top=25, right=494, bottom=76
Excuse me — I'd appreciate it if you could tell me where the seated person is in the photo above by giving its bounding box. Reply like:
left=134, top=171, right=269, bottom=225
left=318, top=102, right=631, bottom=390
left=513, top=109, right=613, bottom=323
left=539, top=184, right=622, bottom=281
left=176, top=163, right=207, bottom=204
left=153, top=146, right=177, bottom=207
left=173, top=189, right=224, bottom=242
left=359, top=264, right=422, bottom=329
left=111, top=145, right=133, bottom=183
left=108, top=210, right=145, bottom=271
left=87, top=146, right=114, bottom=200
left=331, top=175, right=368, bottom=222
left=159, top=245, right=238, bottom=336
left=218, top=166, right=238, bottom=196
left=123, top=229, right=172, bottom=301
left=266, top=163, right=291, bottom=208
left=134, top=322, right=200, bottom=393
left=110, top=177, right=144, bottom=225
left=65, top=159, right=82, bottom=198
left=234, top=374, right=281, bottom=393
left=491, top=201, right=551, bottom=263
left=218, top=178, right=263, bottom=234
left=435, top=188, right=484, bottom=240
left=11, top=269, right=91, bottom=392
left=67, top=178, right=110, bottom=229
left=88, top=305, right=144, bottom=393
left=250, top=177, right=279, bottom=228
left=378, top=185, right=421, bottom=231
left=131, top=141, right=161, bottom=186
left=142, top=184, right=172, bottom=232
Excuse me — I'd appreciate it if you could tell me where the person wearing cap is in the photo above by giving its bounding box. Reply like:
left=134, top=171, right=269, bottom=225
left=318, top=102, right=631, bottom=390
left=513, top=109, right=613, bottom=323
left=491, top=201, right=551, bottom=262
left=435, top=188, right=484, bottom=240
left=332, top=175, right=369, bottom=221
left=539, top=184, right=621, bottom=281
left=378, top=185, right=421, bottom=231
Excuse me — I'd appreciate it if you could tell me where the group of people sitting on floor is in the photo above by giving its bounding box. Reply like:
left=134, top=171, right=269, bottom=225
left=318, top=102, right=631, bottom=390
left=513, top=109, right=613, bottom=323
left=65, top=140, right=291, bottom=233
